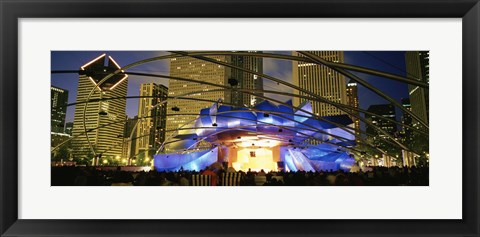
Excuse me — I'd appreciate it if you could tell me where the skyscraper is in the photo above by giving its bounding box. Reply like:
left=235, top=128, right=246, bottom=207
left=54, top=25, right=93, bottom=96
left=135, top=83, right=168, bottom=159
left=229, top=53, right=263, bottom=106
left=405, top=51, right=429, bottom=128
left=166, top=55, right=230, bottom=151
left=51, top=86, right=69, bottom=133
left=365, top=103, right=397, bottom=140
left=165, top=53, right=263, bottom=151
left=71, top=54, right=128, bottom=162
left=400, top=98, right=413, bottom=145
left=365, top=103, right=399, bottom=166
left=122, top=116, right=138, bottom=160
left=292, top=51, right=348, bottom=116
left=346, top=82, right=360, bottom=142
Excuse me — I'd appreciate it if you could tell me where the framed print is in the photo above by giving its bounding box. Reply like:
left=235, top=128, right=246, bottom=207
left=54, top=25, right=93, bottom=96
left=1, top=0, right=479, bottom=236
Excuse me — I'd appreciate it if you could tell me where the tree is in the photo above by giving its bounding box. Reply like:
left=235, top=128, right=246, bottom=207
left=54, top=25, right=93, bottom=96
left=53, top=146, right=70, bottom=161
left=72, top=147, right=94, bottom=166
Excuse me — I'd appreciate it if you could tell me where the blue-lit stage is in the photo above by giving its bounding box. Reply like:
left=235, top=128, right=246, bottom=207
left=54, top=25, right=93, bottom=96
left=154, top=100, right=356, bottom=172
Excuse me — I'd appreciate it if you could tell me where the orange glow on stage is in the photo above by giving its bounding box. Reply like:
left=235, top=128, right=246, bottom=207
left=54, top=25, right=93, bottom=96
left=232, top=147, right=277, bottom=172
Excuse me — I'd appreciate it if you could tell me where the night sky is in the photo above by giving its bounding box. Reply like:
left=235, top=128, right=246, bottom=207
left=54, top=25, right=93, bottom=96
left=51, top=51, right=409, bottom=123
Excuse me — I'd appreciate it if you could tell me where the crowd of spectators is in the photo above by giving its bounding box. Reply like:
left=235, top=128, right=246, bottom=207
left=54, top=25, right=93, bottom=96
left=51, top=165, right=429, bottom=186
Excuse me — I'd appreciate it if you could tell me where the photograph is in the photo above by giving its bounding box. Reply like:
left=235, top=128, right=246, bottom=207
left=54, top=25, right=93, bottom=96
left=50, top=51, right=429, bottom=186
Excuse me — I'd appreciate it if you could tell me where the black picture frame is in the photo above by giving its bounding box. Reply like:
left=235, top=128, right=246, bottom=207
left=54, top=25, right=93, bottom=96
left=1, top=0, right=479, bottom=236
